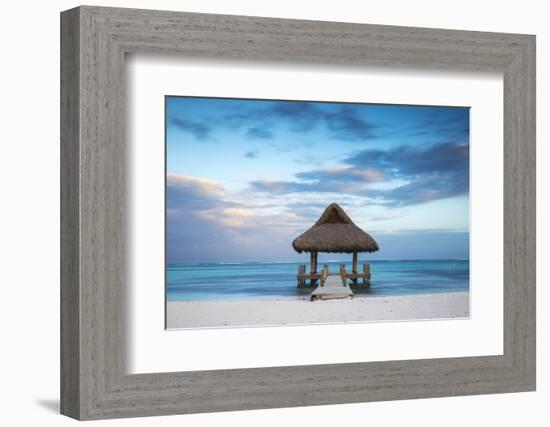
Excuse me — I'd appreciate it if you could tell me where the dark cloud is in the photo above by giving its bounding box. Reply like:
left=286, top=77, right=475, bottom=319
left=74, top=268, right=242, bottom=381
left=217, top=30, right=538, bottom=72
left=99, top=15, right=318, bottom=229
left=268, top=103, right=378, bottom=140
left=246, top=127, right=273, bottom=139
left=325, top=106, right=376, bottom=141
left=344, top=141, right=469, bottom=176
left=169, top=99, right=468, bottom=148
left=407, top=108, right=469, bottom=139
left=250, top=141, right=469, bottom=207
left=268, top=102, right=324, bottom=132
left=244, top=150, right=259, bottom=159
left=369, top=171, right=468, bottom=207
left=226, top=102, right=324, bottom=133
left=227, top=102, right=377, bottom=142
left=170, top=117, right=211, bottom=140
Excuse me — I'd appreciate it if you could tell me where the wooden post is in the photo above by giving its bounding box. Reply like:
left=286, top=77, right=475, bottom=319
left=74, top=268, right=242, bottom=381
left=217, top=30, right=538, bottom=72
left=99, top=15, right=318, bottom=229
left=310, top=252, right=317, bottom=273
left=313, top=252, right=318, bottom=273
left=340, top=264, right=347, bottom=287
left=320, top=264, right=328, bottom=287
left=310, top=252, right=318, bottom=286
left=297, top=264, right=306, bottom=287
left=352, top=252, right=358, bottom=285
left=363, top=263, right=371, bottom=287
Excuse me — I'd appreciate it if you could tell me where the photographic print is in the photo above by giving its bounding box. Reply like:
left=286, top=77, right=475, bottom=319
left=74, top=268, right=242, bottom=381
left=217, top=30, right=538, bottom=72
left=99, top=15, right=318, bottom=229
left=165, top=96, right=470, bottom=329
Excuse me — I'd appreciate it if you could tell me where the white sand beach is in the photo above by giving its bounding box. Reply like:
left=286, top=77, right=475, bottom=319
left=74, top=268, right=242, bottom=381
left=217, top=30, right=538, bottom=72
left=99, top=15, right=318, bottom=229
left=167, top=291, right=469, bottom=329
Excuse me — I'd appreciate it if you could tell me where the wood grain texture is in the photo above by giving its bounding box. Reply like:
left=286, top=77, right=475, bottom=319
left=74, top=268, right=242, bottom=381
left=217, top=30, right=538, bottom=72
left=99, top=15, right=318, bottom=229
left=60, top=5, right=536, bottom=420
left=60, top=7, right=80, bottom=419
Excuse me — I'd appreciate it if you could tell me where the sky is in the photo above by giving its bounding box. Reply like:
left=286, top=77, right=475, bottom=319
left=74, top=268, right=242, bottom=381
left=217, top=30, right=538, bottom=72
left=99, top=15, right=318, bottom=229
left=166, top=96, right=470, bottom=263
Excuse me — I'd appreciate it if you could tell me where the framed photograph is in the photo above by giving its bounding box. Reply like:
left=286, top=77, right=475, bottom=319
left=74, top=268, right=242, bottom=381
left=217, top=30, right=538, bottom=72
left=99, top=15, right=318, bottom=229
left=61, top=6, right=536, bottom=420
left=164, top=96, right=471, bottom=329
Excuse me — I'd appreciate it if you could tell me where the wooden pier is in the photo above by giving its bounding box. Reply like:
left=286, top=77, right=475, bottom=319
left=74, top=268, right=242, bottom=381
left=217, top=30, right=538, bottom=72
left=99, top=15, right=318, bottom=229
left=297, top=262, right=371, bottom=288
left=310, top=264, right=354, bottom=301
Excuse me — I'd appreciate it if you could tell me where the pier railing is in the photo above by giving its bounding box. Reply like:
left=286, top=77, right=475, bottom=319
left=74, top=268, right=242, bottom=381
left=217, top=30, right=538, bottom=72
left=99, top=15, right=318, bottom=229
left=297, top=262, right=371, bottom=288
left=320, top=264, right=329, bottom=287
left=339, top=264, right=347, bottom=286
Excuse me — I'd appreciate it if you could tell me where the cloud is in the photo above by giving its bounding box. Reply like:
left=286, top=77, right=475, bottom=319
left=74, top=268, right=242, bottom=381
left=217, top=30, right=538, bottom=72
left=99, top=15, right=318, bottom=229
left=407, top=108, right=469, bottom=139
left=244, top=150, right=259, bottom=159
left=324, top=106, right=376, bottom=141
left=266, top=103, right=378, bottom=141
left=367, top=214, right=403, bottom=222
left=168, top=99, right=468, bottom=150
left=167, top=174, right=258, bottom=262
left=250, top=179, right=319, bottom=194
left=293, top=154, right=324, bottom=166
left=344, top=141, right=469, bottom=176
left=268, top=102, right=325, bottom=132
left=166, top=173, right=311, bottom=263
left=198, top=207, right=258, bottom=228
left=170, top=117, right=211, bottom=140
left=369, top=172, right=468, bottom=207
left=167, top=174, right=223, bottom=194
left=167, top=174, right=224, bottom=210
left=249, top=141, right=469, bottom=207
left=246, top=127, right=273, bottom=139
left=250, top=176, right=371, bottom=196
left=226, top=102, right=377, bottom=142
left=296, top=166, right=384, bottom=183
left=226, top=101, right=325, bottom=133
left=166, top=172, right=469, bottom=263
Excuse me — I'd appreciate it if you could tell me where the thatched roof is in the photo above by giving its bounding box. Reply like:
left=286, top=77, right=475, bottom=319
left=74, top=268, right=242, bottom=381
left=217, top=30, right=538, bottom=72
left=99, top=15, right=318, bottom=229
left=292, top=203, right=379, bottom=254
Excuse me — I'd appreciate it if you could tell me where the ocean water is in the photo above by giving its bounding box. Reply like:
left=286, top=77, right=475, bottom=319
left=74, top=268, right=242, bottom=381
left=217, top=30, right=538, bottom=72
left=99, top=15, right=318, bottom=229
left=166, top=260, right=469, bottom=301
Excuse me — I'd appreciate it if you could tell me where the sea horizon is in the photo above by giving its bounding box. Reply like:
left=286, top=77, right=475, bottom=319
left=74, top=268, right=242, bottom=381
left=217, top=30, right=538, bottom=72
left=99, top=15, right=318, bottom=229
left=167, top=258, right=470, bottom=266
left=167, top=259, right=470, bottom=302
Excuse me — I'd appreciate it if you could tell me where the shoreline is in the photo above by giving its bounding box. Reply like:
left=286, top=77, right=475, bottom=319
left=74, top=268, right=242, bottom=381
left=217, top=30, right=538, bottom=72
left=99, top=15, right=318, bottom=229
left=167, top=291, right=469, bottom=329
left=167, top=289, right=468, bottom=302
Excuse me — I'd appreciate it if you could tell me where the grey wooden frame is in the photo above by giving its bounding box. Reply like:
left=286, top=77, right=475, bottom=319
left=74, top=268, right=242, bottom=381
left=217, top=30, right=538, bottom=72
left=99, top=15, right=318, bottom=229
left=60, top=5, right=536, bottom=420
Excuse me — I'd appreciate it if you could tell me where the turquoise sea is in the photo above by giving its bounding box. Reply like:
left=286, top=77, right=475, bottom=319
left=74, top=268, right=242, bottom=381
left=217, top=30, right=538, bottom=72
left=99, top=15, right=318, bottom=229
left=166, top=259, right=469, bottom=301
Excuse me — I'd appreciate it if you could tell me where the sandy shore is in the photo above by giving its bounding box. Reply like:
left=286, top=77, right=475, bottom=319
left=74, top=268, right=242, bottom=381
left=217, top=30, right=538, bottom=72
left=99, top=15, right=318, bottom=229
left=167, top=291, right=469, bottom=329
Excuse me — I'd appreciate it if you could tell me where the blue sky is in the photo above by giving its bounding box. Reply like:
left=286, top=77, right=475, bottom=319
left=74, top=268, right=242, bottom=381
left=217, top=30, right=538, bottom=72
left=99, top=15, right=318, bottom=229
left=166, top=96, right=469, bottom=263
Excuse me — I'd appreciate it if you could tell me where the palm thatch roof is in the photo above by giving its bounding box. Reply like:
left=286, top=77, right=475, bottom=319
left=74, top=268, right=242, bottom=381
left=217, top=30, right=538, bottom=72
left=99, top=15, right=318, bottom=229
left=292, top=203, right=379, bottom=254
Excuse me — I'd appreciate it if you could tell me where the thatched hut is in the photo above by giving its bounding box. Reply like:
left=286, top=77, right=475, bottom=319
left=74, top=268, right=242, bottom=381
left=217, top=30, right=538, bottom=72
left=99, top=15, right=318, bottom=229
left=292, top=203, right=379, bottom=285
